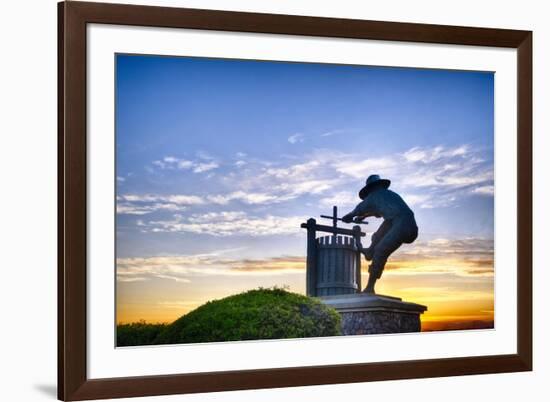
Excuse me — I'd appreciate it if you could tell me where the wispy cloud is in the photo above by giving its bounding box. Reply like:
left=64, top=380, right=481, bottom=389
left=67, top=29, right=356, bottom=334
left=320, top=129, right=346, bottom=137
left=119, top=194, right=204, bottom=204
left=287, top=133, right=305, bottom=144
left=334, top=156, right=396, bottom=179
left=151, top=155, right=220, bottom=173
left=236, top=144, right=492, bottom=210
left=231, top=256, right=305, bottom=272
left=403, top=145, right=469, bottom=163
left=385, top=258, right=494, bottom=278
left=398, top=237, right=494, bottom=259
left=386, top=237, right=494, bottom=277
left=117, top=251, right=306, bottom=283
left=319, top=191, right=358, bottom=209
left=472, top=185, right=494, bottom=196
left=117, top=202, right=187, bottom=215
left=117, top=236, right=492, bottom=284
left=117, top=190, right=295, bottom=215
left=319, top=190, right=431, bottom=212
left=120, top=157, right=337, bottom=214
left=193, top=161, right=219, bottom=173
left=123, top=144, right=493, bottom=218
left=205, top=191, right=280, bottom=205
left=117, top=194, right=205, bottom=215
left=223, top=157, right=340, bottom=204
left=333, top=145, right=493, bottom=208
left=117, top=276, right=148, bottom=283
left=147, top=211, right=304, bottom=237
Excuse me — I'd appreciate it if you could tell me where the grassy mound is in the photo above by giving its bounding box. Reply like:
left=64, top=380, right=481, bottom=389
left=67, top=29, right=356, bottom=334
left=155, top=288, right=341, bottom=345
left=116, top=321, right=167, bottom=347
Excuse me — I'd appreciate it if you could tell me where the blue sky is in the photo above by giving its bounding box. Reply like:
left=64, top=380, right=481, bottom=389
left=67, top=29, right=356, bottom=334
left=115, top=54, right=494, bottom=324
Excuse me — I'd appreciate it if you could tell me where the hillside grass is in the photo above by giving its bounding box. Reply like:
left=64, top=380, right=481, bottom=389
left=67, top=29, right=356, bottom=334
left=117, top=288, right=341, bottom=346
left=116, top=320, right=167, bottom=347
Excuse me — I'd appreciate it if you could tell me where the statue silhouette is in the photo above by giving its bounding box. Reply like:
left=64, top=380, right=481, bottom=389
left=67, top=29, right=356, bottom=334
left=342, top=175, right=418, bottom=294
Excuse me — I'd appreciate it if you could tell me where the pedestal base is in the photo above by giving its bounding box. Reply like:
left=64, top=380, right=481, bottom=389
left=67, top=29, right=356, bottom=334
left=320, top=293, right=427, bottom=335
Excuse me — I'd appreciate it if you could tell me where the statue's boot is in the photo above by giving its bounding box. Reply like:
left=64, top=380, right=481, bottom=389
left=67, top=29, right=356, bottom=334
left=364, top=274, right=377, bottom=294
left=364, top=258, right=386, bottom=293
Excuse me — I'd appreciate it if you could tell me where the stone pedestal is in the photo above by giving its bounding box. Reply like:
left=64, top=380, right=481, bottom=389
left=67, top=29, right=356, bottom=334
left=321, top=293, right=427, bottom=335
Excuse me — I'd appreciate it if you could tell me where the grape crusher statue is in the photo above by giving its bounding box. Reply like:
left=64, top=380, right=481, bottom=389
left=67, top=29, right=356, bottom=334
left=342, top=174, right=418, bottom=294
left=300, top=176, right=426, bottom=335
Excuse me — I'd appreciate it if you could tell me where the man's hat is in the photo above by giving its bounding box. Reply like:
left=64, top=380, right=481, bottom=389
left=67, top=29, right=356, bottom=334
left=359, top=174, right=391, bottom=200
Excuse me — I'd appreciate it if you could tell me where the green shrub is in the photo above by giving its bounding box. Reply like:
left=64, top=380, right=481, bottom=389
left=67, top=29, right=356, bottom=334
left=116, top=320, right=167, bottom=347
left=155, top=288, right=341, bottom=345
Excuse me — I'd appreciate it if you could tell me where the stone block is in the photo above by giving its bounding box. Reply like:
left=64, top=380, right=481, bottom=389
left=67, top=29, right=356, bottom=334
left=320, top=293, right=427, bottom=335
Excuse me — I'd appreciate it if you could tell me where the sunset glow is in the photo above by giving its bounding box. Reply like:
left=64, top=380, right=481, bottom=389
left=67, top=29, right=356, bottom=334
left=117, top=249, right=494, bottom=330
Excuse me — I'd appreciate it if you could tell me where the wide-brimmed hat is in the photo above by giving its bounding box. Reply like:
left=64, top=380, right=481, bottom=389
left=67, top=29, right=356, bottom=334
left=358, top=174, right=391, bottom=199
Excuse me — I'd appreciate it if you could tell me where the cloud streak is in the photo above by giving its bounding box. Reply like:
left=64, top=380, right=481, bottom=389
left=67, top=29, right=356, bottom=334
left=117, top=194, right=205, bottom=215
left=117, top=192, right=287, bottom=215
left=385, top=237, right=494, bottom=277
left=147, top=211, right=304, bottom=237
left=152, top=155, right=220, bottom=173
left=117, top=252, right=306, bottom=283
left=287, top=133, right=305, bottom=144
left=332, top=145, right=493, bottom=208
left=121, top=144, right=493, bottom=219
left=320, top=129, right=346, bottom=137
left=117, top=237, right=492, bottom=283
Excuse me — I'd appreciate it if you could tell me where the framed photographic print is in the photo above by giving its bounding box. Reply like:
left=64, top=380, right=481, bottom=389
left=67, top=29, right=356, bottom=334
left=58, top=1, right=532, bottom=400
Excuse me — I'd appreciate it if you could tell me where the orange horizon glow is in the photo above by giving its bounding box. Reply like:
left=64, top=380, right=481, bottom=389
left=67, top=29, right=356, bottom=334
left=116, top=255, right=494, bottom=332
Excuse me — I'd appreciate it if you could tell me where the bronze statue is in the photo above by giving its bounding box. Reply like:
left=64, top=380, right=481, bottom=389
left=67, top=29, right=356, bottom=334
left=342, top=175, right=418, bottom=293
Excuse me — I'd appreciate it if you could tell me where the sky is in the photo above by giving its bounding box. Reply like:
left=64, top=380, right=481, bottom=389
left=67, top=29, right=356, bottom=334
left=115, top=54, right=495, bottom=331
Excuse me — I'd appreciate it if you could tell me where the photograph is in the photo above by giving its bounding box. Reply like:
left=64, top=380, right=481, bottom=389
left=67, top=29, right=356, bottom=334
left=115, top=54, right=495, bottom=347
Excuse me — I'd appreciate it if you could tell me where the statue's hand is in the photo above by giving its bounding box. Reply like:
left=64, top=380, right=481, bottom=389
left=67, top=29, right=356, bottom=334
left=341, top=213, right=354, bottom=223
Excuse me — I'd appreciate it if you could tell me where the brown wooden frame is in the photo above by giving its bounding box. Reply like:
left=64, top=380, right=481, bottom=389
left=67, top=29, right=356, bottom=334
left=58, top=1, right=532, bottom=400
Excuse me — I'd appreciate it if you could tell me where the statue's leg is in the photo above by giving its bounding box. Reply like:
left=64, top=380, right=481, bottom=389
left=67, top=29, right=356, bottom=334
left=370, top=219, right=393, bottom=247
left=364, top=219, right=393, bottom=261
left=364, top=225, right=404, bottom=293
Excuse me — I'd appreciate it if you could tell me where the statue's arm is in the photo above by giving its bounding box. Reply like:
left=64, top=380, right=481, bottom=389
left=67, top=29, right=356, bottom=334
left=342, top=199, right=374, bottom=222
left=353, top=199, right=375, bottom=218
